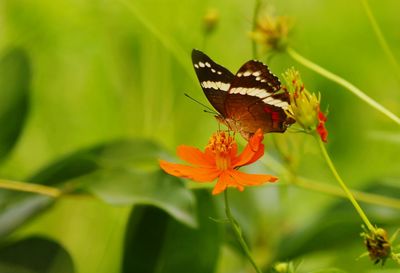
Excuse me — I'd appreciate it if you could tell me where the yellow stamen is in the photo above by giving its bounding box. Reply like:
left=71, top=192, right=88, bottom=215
left=207, top=131, right=235, bottom=170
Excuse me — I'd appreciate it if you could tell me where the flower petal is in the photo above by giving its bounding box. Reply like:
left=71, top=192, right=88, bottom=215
left=232, top=129, right=265, bottom=167
left=229, top=169, right=278, bottom=187
left=159, top=160, right=220, bottom=182
left=212, top=171, right=248, bottom=195
left=177, top=145, right=215, bottom=167
left=212, top=172, right=229, bottom=195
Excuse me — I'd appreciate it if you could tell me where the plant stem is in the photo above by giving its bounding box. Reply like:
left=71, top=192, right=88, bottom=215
left=0, top=179, right=61, bottom=197
left=293, top=176, right=400, bottom=210
left=224, top=189, right=263, bottom=273
left=316, top=136, right=375, bottom=232
left=361, top=0, right=400, bottom=81
left=252, top=0, right=261, bottom=59
left=258, top=151, right=400, bottom=210
left=286, top=47, right=400, bottom=126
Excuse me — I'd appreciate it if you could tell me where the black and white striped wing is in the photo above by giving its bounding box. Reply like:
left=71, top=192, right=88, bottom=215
left=225, top=60, right=292, bottom=134
left=191, top=49, right=234, bottom=116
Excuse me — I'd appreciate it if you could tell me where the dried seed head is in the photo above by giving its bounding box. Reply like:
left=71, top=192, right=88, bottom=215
left=362, top=227, right=392, bottom=265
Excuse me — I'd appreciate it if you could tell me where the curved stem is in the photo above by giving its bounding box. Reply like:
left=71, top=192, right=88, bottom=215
left=252, top=0, right=261, bottom=59
left=0, top=179, right=61, bottom=197
left=286, top=47, right=400, bottom=126
left=224, top=189, right=263, bottom=273
left=316, top=136, right=375, bottom=232
left=361, top=0, right=400, bottom=81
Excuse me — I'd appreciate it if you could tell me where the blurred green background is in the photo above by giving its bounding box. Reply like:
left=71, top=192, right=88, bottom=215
left=0, top=0, right=399, bottom=272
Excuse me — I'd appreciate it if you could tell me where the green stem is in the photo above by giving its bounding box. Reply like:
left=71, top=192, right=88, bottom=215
left=258, top=150, right=400, bottom=210
left=361, top=0, right=400, bottom=81
left=0, top=179, right=61, bottom=197
left=316, top=136, right=375, bottom=232
left=293, top=176, right=400, bottom=210
left=252, top=0, right=261, bottom=59
left=224, top=189, right=263, bottom=273
left=286, top=47, right=400, bottom=126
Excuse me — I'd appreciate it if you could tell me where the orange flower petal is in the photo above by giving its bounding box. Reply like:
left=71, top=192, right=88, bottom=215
left=232, top=129, right=264, bottom=167
left=249, top=128, right=264, bottom=151
left=177, top=145, right=215, bottom=167
left=159, top=160, right=220, bottom=182
left=229, top=169, right=278, bottom=186
left=212, top=172, right=228, bottom=195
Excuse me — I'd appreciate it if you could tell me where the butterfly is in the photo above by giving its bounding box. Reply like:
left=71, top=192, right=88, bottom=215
left=191, top=49, right=294, bottom=140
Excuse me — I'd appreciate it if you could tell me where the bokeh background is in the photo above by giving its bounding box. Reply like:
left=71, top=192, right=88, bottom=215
left=0, top=0, right=399, bottom=272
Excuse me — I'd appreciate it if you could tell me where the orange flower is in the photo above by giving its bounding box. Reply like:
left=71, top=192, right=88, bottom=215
left=159, top=129, right=278, bottom=195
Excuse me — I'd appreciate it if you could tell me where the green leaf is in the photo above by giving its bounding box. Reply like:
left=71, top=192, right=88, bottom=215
left=276, top=182, right=400, bottom=261
left=122, top=190, right=221, bottom=273
left=0, top=195, right=52, bottom=238
left=0, top=48, right=30, bottom=160
left=0, top=139, right=174, bottom=236
left=82, top=169, right=197, bottom=227
left=0, top=236, right=75, bottom=273
left=29, top=139, right=165, bottom=185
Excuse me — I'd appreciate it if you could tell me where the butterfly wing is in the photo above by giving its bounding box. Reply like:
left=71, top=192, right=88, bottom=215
left=225, top=60, right=292, bottom=136
left=191, top=49, right=235, bottom=116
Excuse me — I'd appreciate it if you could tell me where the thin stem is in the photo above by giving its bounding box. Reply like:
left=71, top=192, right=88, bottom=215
left=316, top=136, right=375, bottom=232
left=258, top=150, right=400, bottom=210
left=252, top=0, right=261, bottom=59
left=287, top=47, right=400, bottom=126
left=293, top=177, right=400, bottom=210
left=0, top=179, right=61, bottom=197
left=224, top=189, right=263, bottom=273
left=117, top=0, right=193, bottom=80
left=361, top=0, right=400, bottom=81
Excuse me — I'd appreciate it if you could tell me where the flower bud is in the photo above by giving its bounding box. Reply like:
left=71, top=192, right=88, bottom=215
left=251, top=15, right=292, bottom=52
left=274, top=262, right=288, bottom=273
left=203, top=8, right=219, bottom=35
left=282, top=68, right=328, bottom=142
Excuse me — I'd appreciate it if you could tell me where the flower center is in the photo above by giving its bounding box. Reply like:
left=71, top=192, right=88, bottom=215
left=207, top=131, right=235, bottom=170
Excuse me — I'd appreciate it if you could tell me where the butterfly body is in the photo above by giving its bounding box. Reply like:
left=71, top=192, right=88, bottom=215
left=191, top=49, right=294, bottom=139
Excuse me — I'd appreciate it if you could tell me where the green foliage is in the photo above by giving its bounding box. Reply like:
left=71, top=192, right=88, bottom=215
left=0, top=48, right=30, bottom=161
left=123, top=191, right=220, bottom=273
left=0, top=0, right=399, bottom=272
left=0, top=236, right=74, bottom=273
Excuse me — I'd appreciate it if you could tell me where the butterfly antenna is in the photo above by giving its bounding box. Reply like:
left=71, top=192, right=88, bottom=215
left=203, top=109, right=216, bottom=115
left=184, top=93, right=218, bottom=115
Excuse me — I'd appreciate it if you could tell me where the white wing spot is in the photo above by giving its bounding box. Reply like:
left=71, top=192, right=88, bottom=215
left=260, top=79, right=267, bottom=83
left=205, top=62, right=211, bottom=67
left=255, top=76, right=262, bottom=81
left=275, top=101, right=289, bottom=109
left=211, top=68, right=216, bottom=73
left=194, top=64, right=199, bottom=69
left=221, top=83, right=230, bottom=91
left=201, top=81, right=230, bottom=91
left=230, top=87, right=240, bottom=94
left=248, top=88, right=269, bottom=98
left=217, top=71, right=222, bottom=75
left=263, top=97, right=273, bottom=103
left=243, top=71, right=252, bottom=77
left=237, top=72, right=243, bottom=77
left=199, top=62, right=205, bottom=67
left=252, top=71, right=261, bottom=77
